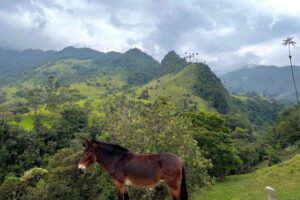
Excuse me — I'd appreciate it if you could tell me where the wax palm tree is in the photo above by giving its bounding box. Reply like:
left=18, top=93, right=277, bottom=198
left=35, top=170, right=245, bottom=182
left=282, top=36, right=299, bottom=103
left=184, top=52, right=188, bottom=61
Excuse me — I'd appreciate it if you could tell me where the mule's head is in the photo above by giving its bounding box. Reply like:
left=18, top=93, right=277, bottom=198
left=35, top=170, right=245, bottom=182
left=78, top=138, right=97, bottom=174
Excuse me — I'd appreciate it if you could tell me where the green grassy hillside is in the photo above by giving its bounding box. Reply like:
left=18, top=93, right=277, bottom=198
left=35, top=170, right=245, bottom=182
left=139, top=64, right=216, bottom=112
left=19, top=59, right=104, bottom=85
left=0, top=49, right=284, bottom=134
left=2, top=58, right=283, bottom=131
left=3, top=47, right=160, bottom=89
left=197, top=154, right=300, bottom=200
left=1, top=58, right=126, bottom=102
left=0, top=46, right=104, bottom=87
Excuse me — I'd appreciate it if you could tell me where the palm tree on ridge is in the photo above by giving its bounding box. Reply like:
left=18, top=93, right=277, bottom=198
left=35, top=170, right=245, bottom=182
left=282, top=36, right=299, bottom=103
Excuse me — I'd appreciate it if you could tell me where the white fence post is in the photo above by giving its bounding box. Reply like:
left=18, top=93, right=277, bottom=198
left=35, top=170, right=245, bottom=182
left=266, top=186, right=276, bottom=200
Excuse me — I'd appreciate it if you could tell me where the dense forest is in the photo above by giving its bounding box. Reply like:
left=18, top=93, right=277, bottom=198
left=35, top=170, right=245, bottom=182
left=0, top=47, right=299, bottom=199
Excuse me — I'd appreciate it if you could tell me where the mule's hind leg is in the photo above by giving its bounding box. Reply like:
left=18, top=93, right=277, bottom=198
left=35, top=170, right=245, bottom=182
left=172, top=188, right=181, bottom=200
left=167, top=187, right=172, bottom=200
left=165, top=177, right=181, bottom=200
left=167, top=187, right=176, bottom=200
left=167, top=186, right=180, bottom=200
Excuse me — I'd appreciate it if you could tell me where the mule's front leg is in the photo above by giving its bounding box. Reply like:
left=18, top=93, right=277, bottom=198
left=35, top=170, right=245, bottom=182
left=116, top=182, right=125, bottom=200
left=117, top=190, right=124, bottom=200
left=124, top=186, right=129, bottom=200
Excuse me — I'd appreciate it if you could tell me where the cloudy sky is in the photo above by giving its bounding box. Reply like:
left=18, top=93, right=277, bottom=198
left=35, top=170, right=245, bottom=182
left=1, top=0, right=300, bottom=74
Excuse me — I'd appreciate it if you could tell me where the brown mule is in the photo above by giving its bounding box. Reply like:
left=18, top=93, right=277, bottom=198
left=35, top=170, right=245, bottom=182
left=78, top=138, right=188, bottom=200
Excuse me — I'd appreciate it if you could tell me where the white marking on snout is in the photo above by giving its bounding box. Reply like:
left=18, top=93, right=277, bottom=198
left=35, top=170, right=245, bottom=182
left=78, top=164, right=87, bottom=173
left=78, top=164, right=86, bottom=169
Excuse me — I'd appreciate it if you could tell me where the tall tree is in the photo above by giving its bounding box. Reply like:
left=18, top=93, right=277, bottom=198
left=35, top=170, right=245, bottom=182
left=44, top=76, right=60, bottom=113
left=26, top=88, right=44, bottom=115
left=184, top=112, right=242, bottom=182
left=282, top=37, right=299, bottom=103
left=0, top=106, right=13, bottom=128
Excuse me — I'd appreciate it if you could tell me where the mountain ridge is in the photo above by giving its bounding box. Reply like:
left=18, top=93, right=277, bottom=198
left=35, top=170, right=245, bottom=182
left=221, top=65, right=300, bottom=100
left=0, top=46, right=172, bottom=86
left=0, top=47, right=284, bottom=129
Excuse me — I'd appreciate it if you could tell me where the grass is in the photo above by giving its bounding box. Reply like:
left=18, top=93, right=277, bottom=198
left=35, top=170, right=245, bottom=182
left=17, top=115, right=52, bottom=130
left=7, top=64, right=218, bottom=130
left=196, top=154, right=300, bottom=200
left=6, top=73, right=127, bottom=130
left=70, top=74, right=125, bottom=97
left=138, top=64, right=216, bottom=113
left=230, top=94, right=249, bottom=100
left=1, top=59, right=129, bottom=129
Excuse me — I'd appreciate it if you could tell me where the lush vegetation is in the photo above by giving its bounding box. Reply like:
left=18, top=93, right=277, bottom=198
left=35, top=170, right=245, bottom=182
left=0, top=94, right=212, bottom=199
left=196, top=103, right=300, bottom=200
left=0, top=47, right=102, bottom=86
left=0, top=47, right=299, bottom=199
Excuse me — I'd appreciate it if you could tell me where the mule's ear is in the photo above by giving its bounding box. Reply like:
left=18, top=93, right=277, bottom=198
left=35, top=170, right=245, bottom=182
left=83, top=138, right=91, bottom=146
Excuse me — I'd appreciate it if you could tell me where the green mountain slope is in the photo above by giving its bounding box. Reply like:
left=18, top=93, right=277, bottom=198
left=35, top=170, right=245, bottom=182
left=197, top=154, right=300, bottom=200
left=140, top=63, right=229, bottom=113
left=2, top=48, right=160, bottom=88
left=159, top=50, right=187, bottom=76
left=140, top=63, right=283, bottom=129
left=0, top=46, right=104, bottom=86
left=99, top=48, right=160, bottom=85
left=221, top=65, right=300, bottom=100
left=0, top=48, right=284, bottom=132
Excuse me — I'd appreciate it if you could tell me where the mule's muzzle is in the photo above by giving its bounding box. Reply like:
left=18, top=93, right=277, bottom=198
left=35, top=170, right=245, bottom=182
left=78, top=165, right=86, bottom=174
left=78, top=168, right=86, bottom=174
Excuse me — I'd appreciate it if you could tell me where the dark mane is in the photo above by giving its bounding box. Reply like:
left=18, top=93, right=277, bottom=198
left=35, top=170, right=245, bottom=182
left=91, top=140, right=129, bottom=152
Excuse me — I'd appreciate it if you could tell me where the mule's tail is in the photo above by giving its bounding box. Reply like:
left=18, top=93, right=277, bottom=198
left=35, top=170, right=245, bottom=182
left=180, top=166, right=188, bottom=200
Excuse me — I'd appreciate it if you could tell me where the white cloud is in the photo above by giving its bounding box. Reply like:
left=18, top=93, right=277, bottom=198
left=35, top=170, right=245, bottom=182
left=268, top=18, right=281, bottom=29
left=1, top=0, right=300, bottom=74
left=249, top=0, right=300, bottom=17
